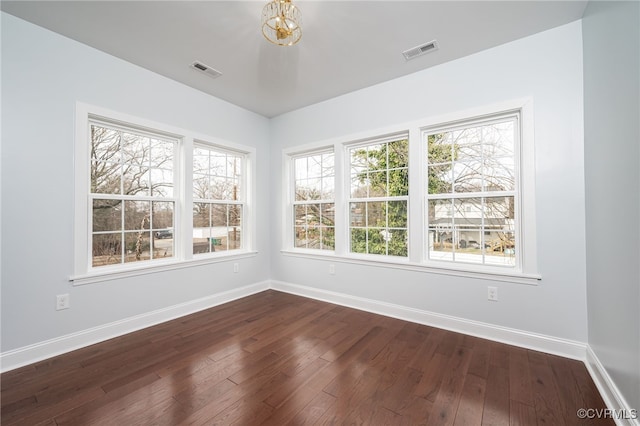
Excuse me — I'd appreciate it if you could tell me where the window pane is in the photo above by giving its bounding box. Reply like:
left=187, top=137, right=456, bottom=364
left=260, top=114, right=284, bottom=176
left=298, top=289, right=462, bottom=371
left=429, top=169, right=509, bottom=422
left=307, top=155, right=323, bottom=178
left=228, top=207, right=242, bottom=250
left=453, top=162, right=483, bottom=193
left=368, top=229, right=386, bottom=255
left=193, top=202, right=210, bottom=229
left=484, top=156, right=515, bottom=192
left=322, top=176, right=334, bottom=199
left=322, top=153, right=335, bottom=176
left=350, top=228, right=367, bottom=254
left=388, top=169, right=408, bottom=196
left=369, top=171, right=387, bottom=197
left=388, top=200, right=407, bottom=228
left=210, top=153, right=226, bottom=177
left=428, top=164, right=453, bottom=195
left=350, top=202, right=365, bottom=227
left=91, top=125, right=121, bottom=163
left=92, top=233, right=122, bottom=267
left=193, top=148, right=209, bottom=175
left=124, top=231, right=151, bottom=263
left=123, top=166, right=150, bottom=196
left=124, top=200, right=150, bottom=231
left=193, top=174, right=210, bottom=199
left=122, top=133, right=149, bottom=166
left=351, top=174, right=368, bottom=198
left=320, top=203, right=335, bottom=227
left=454, top=128, right=483, bottom=162
left=150, top=168, right=173, bottom=197
left=193, top=203, right=211, bottom=254
left=91, top=161, right=121, bottom=194
left=151, top=201, right=173, bottom=230
left=210, top=176, right=228, bottom=199
left=150, top=139, right=174, bottom=169
left=230, top=155, right=242, bottom=177
left=366, top=201, right=386, bottom=227
left=295, top=157, right=308, bottom=180
left=389, top=229, right=408, bottom=257
left=322, top=227, right=335, bottom=250
left=93, top=199, right=121, bottom=232
left=366, top=144, right=384, bottom=170
left=428, top=133, right=454, bottom=163
left=483, top=121, right=515, bottom=158
left=387, top=139, right=409, bottom=168
left=296, top=178, right=321, bottom=201
left=294, top=226, right=308, bottom=248
left=152, top=236, right=173, bottom=260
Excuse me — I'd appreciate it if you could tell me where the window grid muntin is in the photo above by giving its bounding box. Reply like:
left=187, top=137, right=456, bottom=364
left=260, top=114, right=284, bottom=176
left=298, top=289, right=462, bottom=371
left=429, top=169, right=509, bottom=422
left=347, top=136, right=409, bottom=257
left=425, top=114, right=519, bottom=268
left=292, top=150, right=335, bottom=251
left=89, top=120, right=177, bottom=269
left=193, top=144, right=246, bottom=256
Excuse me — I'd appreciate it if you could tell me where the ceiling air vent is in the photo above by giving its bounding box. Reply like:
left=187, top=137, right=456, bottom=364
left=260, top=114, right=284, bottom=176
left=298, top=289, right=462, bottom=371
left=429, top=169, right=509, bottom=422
left=190, top=61, right=222, bottom=79
left=402, top=40, right=439, bottom=61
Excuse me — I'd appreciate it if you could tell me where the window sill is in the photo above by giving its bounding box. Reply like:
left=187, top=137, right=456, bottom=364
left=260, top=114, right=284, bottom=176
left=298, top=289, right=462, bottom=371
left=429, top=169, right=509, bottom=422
left=280, top=249, right=541, bottom=285
left=70, top=251, right=258, bottom=286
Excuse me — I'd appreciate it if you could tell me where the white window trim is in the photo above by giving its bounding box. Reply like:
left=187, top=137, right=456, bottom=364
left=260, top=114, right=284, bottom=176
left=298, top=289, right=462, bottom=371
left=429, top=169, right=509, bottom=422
left=72, top=102, right=256, bottom=285
left=281, top=98, right=539, bottom=285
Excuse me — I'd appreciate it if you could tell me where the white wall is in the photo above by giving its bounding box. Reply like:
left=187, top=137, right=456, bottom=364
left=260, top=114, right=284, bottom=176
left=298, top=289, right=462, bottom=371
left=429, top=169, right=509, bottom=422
left=270, top=22, right=588, bottom=342
left=1, top=13, right=271, bottom=353
left=583, top=1, right=640, bottom=409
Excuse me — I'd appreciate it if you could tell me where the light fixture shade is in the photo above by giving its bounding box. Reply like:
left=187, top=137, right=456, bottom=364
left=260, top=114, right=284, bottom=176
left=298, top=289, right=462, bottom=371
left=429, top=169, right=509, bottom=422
left=261, top=0, right=302, bottom=46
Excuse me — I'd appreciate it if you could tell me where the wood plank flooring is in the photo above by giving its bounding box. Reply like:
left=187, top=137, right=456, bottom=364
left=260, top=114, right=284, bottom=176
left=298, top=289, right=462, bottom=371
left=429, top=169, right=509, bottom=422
left=1, top=290, right=613, bottom=425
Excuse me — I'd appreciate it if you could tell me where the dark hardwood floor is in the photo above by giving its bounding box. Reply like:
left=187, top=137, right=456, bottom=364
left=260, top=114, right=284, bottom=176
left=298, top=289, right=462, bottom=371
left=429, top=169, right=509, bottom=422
left=1, top=290, right=612, bottom=425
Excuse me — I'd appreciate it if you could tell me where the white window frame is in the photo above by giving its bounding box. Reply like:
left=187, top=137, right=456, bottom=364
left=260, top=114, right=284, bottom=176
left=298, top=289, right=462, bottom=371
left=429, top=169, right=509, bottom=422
left=72, top=103, right=256, bottom=285
left=87, top=117, right=181, bottom=268
left=423, top=112, right=521, bottom=271
left=281, top=98, right=539, bottom=284
left=290, top=149, right=336, bottom=252
left=192, top=141, right=249, bottom=256
left=345, top=133, right=410, bottom=259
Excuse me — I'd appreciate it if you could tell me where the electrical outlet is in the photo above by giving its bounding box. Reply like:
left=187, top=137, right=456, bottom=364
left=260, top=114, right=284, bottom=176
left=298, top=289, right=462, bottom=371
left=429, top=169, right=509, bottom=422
left=329, top=264, right=335, bottom=275
left=56, top=294, right=70, bottom=310
left=487, top=286, right=498, bottom=302
left=233, top=263, right=239, bottom=273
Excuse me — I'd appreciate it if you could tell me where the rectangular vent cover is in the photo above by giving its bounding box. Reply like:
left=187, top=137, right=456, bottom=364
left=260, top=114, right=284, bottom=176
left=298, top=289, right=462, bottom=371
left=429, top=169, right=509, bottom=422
left=190, top=61, right=222, bottom=79
left=402, top=40, right=439, bottom=60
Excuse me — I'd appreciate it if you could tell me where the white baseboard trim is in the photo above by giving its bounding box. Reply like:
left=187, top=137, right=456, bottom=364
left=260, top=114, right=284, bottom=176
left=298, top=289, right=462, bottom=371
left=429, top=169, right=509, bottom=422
left=270, top=280, right=587, bottom=360
left=585, top=346, right=640, bottom=426
left=0, top=281, right=270, bottom=373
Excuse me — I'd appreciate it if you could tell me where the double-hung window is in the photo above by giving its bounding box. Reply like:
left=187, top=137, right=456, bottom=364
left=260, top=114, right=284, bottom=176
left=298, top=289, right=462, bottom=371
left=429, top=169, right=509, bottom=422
left=425, top=113, right=519, bottom=268
left=192, top=144, right=245, bottom=254
left=74, top=104, right=255, bottom=284
left=89, top=120, right=177, bottom=267
left=283, top=100, right=537, bottom=282
left=348, top=136, right=409, bottom=257
left=292, top=151, right=335, bottom=250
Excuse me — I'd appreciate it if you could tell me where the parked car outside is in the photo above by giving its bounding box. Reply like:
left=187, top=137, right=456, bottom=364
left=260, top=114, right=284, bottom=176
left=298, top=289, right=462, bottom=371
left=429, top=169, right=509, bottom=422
left=155, top=229, right=173, bottom=239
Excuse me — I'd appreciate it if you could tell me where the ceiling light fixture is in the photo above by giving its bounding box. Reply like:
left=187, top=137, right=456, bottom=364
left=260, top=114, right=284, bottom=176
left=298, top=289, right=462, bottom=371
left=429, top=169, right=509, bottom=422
left=261, top=0, right=302, bottom=46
